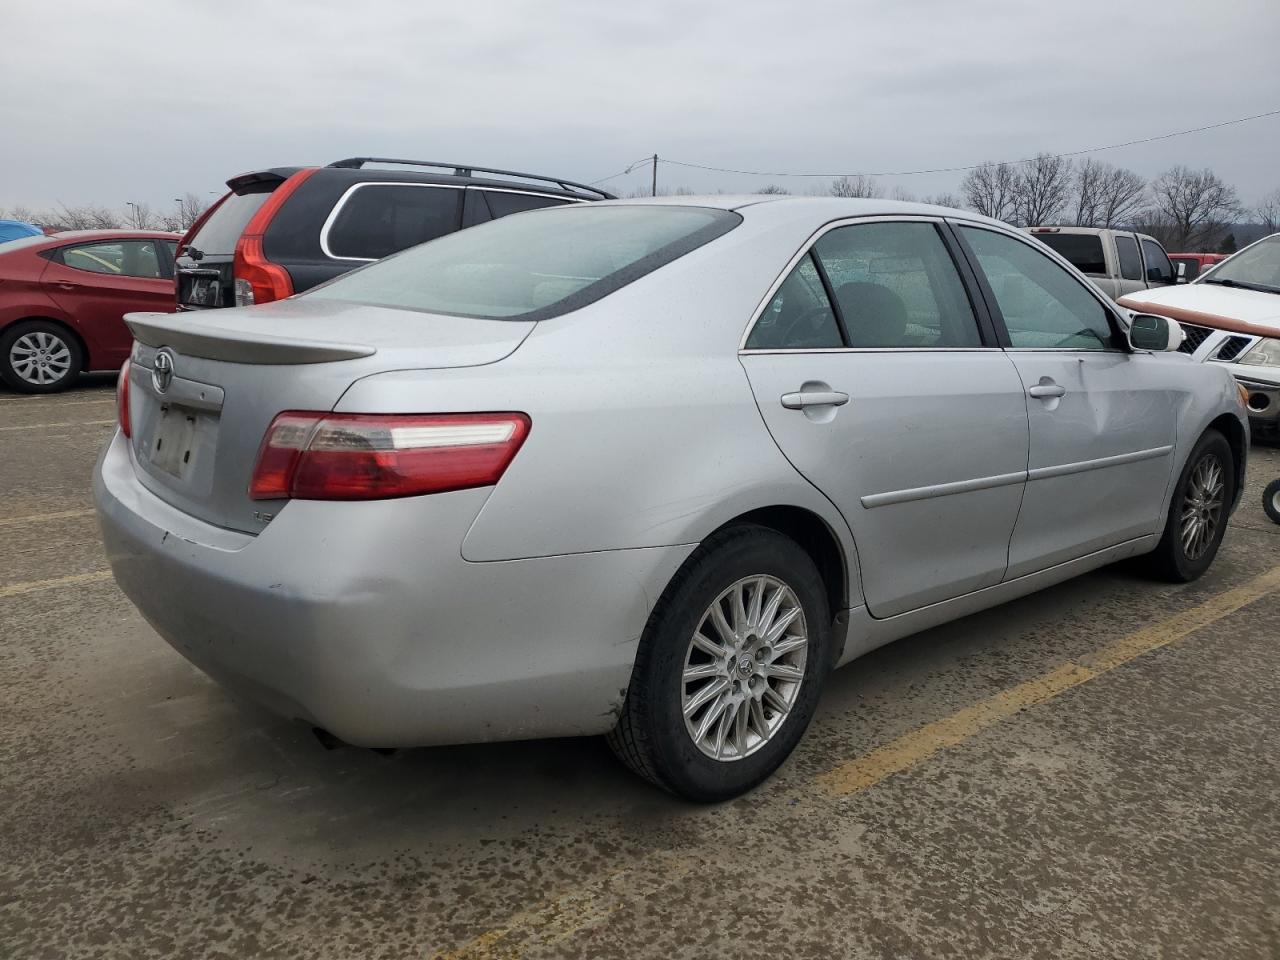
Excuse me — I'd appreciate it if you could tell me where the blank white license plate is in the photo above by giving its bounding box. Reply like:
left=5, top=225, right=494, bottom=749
left=149, top=404, right=200, bottom=479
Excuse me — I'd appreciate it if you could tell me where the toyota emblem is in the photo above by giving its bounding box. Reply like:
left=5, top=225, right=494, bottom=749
left=152, top=349, right=175, bottom=393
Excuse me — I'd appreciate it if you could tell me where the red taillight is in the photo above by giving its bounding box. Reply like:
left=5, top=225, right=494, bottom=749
left=249, top=412, right=531, bottom=501
left=116, top=360, right=132, bottom=438
left=232, top=168, right=319, bottom=306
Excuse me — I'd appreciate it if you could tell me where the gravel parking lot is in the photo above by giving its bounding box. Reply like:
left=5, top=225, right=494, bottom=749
left=2, top=379, right=1278, bottom=959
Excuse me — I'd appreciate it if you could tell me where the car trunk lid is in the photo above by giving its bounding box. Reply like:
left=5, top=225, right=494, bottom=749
left=123, top=298, right=534, bottom=533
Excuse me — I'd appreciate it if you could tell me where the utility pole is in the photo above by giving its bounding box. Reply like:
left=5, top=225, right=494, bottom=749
left=651, top=154, right=658, bottom=197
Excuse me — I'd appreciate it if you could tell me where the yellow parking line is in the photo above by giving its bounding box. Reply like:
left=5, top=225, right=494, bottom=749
left=0, top=509, right=96, bottom=527
left=0, top=570, right=113, bottom=598
left=0, top=397, right=114, bottom=406
left=817, top=564, right=1280, bottom=796
left=0, top=419, right=114, bottom=432
left=434, top=566, right=1280, bottom=955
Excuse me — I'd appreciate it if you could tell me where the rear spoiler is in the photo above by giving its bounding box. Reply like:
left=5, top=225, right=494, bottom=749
left=126, top=312, right=374, bottom=365
left=225, top=167, right=306, bottom=194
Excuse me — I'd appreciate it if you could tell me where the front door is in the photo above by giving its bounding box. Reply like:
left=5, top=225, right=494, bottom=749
left=740, top=219, right=1030, bottom=619
left=956, top=224, right=1178, bottom=577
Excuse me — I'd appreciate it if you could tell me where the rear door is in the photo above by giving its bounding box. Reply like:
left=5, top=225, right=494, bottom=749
left=740, top=218, right=1030, bottom=618
left=176, top=183, right=277, bottom=309
left=955, top=224, right=1177, bottom=577
left=44, top=238, right=174, bottom=367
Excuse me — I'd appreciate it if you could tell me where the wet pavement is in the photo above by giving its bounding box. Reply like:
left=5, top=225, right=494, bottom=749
left=2, top=379, right=1278, bottom=959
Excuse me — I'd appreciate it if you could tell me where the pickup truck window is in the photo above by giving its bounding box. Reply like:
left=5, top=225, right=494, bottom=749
left=1115, top=235, right=1143, bottom=281
left=1141, top=239, right=1175, bottom=284
left=1033, top=233, right=1106, bottom=276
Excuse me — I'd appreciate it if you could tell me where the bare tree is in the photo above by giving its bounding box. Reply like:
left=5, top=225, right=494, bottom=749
left=756, top=184, right=790, bottom=195
left=1070, top=159, right=1146, bottom=227
left=1147, top=166, right=1240, bottom=251
left=1255, top=189, right=1280, bottom=234
left=1010, top=153, right=1073, bottom=227
left=48, top=204, right=122, bottom=230
left=123, top=202, right=159, bottom=230
left=829, top=175, right=882, bottom=199
left=923, top=192, right=963, bottom=210
left=157, top=192, right=211, bottom=232
left=890, top=186, right=915, bottom=202
left=959, top=162, right=1017, bottom=221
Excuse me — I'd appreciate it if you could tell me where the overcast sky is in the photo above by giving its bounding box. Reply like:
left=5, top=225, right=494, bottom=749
left=3, top=0, right=1278, bottom=214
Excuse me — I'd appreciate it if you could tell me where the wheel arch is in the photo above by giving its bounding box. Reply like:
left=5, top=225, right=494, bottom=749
left=1207, top=412, right=1247, bottom=510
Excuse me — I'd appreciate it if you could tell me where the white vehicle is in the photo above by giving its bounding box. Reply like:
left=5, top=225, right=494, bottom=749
left=1119, top=233, right=1280, bottom=443
left=1024, top=227, right=1177, bottom=300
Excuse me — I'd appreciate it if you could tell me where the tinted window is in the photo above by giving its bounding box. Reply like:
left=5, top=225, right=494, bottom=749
left=746, top=254, right=842, bottom=350
left=813, top=222, right=981, bottom=347
left=186, top=189, right=271, bottom=257
left=61, top=240, right=164, bottom=279
left=1115, top=235, right=1144, bottom=281
left=1032, top=233, right=1107, bottom=275
left=325, top=184, right=463, bottom=260
left=483, top=191, right=572, bottom=219
left=1141, top=239, right=1175, bottom=284
left=308, top=205, right=740, bottom=320
left=961, top=226, right=1115, bottom=351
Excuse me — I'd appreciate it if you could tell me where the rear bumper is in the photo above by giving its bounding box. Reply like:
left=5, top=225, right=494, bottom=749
left=93, top=431, right=692, bottom=746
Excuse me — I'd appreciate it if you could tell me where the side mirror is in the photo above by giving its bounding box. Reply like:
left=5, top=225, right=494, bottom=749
left=1129, top=313, right=1184, bottom=352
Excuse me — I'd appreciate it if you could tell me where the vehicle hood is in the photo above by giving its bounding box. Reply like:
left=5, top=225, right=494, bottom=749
left=125, top=296, right=534, bottom=368
left=1117, top=284, right=1280, bottom=338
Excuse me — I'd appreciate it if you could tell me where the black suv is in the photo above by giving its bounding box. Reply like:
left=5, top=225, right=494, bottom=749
left=176, top=157, right=614, bottom=310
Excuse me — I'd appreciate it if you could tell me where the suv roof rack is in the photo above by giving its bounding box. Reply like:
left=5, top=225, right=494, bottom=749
left=326, top=158, right=614, bottom=200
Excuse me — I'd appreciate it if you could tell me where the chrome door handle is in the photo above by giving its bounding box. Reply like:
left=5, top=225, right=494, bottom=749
left=781, top=390, right=849, bottom=409
left=1027, top=383, right=1066, bottom=399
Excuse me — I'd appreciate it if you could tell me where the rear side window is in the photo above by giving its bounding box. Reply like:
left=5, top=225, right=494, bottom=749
left=1115, top=235, right=1144, bottom=281
left=323, top=184, right=463, bottom=261
left=186, top=189, right=272, bottom=257
left=746, top=254, right=842, bottom=350
left=1141, top=239, right=1175, bottom=284
left=813, top=222, right=981, bottom=347
left=482, top=190, right=572, bottom=219
left=307, top=205, right=740, bottom=320
left=1032, top=233, right=1107, bottom=275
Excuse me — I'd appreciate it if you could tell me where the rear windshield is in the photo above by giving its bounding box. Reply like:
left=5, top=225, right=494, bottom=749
left=1033, top=233, right=1107, bottom=275
left=305, top=205, right=741, bottom=320
left=183, top=188, right=273, bottom=257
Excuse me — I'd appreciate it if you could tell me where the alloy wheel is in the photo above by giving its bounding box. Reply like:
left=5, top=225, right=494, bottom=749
left=681, top=575, right=808, bottom=761
left=1180, top=454, right=1224, bottom=561
left=10, top=331, right=73, bottom=386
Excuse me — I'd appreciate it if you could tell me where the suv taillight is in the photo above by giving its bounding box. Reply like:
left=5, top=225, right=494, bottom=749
left=116, top=360, right=132, bottom=438
left=231, top=167, right=319, bottom=306
left=249, top=412, right=531, bottom=501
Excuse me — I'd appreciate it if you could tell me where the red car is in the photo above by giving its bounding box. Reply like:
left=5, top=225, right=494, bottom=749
left=0, top=229, right=179, bottom=392
left=1168, top=252, right=1229, bottom=283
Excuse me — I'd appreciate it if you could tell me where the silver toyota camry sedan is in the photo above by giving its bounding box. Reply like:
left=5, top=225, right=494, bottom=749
left=95, top=197, right=1249, bottom=800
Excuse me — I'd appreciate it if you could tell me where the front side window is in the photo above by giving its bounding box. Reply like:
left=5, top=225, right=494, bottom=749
left=1115, top=235, right=1144, bottom=281
left=745, top=254, right=842, bottom=350
left=813, top=222, right=981, bottom=347
left=325, top=184, right=464, bottom=260
left=307, top=204, right=740, bottom=320
left=960, top=226, right=1116, bottom=351
left=60, top=240, right=163, bottom=278
left=1141, top=239, right=1175, bottom=284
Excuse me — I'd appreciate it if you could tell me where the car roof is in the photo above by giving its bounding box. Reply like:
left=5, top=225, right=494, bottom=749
left=599, top=194, right=1011, bottom=230
left=228, top=163, right=606, bottom=201
left=49, top=229, right=183, bottom=241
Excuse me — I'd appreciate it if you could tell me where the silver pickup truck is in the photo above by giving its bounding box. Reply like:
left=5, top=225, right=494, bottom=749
left=1024, top=226, right=1177, bottom=300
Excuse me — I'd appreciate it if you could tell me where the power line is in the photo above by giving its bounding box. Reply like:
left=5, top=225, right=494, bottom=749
left=588, top=156, right=657, bottom=186
left=646, top=108, right=1280, bottom=180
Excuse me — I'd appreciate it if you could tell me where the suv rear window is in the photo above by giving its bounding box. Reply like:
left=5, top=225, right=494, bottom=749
left=306, top=205, right=741, bottom=321
left=185, top=188, right=273, bottom=257
left=323, top=184, right=463, bottom=261
left=1033, top=233, right=1107, bottom=275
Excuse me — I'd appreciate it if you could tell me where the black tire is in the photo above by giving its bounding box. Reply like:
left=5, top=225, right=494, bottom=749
left=607, top=524, right=830, bottom=802
left=1264, top=479, right=1280, bottom=525
left=0, top=320, right=82, bottom=393
left=1145, top=429, right=1234, bottom=582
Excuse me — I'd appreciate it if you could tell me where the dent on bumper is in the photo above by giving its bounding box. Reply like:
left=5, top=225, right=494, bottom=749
left=93, top=433, right=693, bottom=746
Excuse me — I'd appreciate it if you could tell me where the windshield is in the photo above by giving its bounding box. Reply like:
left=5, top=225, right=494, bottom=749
left=305, top=204, right=741, bottom=320
left=1199, top=236, right=1280, bottom=292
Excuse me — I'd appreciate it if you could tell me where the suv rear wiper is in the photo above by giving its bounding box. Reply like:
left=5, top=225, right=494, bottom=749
left=1203, top=277, right=1279, bottom=294
left=185, top=246, right=205, bottom=261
